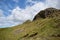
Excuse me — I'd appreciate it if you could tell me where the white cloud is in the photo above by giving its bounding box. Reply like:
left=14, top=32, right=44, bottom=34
left=26, top=0, right=38, bottom=6
left=26, top=0, right=37, bottom=3
left=45, top=0, right=60, bottom=9
left=13, top=0, right=19, bottom=3
left=0, top=9, right=4, bottom=17
left=0, top=17, right=22, bottom=28
left=9, top=2, right=47, bottom=22
left=0, top=9, right=22, bottom=28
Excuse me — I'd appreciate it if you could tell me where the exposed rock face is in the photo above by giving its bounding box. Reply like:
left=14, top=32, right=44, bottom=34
left=33, top=8, right=60, bottom=20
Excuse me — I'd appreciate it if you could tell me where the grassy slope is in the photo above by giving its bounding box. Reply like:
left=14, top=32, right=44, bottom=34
left=0, top=8, right=60, bottom=40
left=0, top=17, right=60, bottom=40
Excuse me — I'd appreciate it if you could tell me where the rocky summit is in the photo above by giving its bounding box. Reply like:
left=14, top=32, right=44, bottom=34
left=33, top=8, right=60, bottom=20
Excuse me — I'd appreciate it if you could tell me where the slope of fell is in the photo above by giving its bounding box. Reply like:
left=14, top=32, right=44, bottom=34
left=0, top=8, right=60, bottom=40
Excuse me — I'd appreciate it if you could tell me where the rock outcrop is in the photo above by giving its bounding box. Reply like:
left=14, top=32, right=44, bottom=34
left=33, top=8, right=60, bottom=20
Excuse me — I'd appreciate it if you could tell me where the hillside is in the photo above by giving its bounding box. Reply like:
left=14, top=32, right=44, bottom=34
left=0, top=8, right=60, bottom=40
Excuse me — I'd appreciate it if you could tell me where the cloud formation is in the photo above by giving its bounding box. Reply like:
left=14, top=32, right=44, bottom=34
left=0, top=0, right=60, bottom=28
left=45, top=0, right=60, bottom=9
left=9, top=2, right=47, bottom=21
left=0, top=9, right=4, bottom=17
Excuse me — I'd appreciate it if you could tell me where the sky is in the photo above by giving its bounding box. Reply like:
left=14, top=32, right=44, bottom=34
left=0, top=0, right=60, bottom=28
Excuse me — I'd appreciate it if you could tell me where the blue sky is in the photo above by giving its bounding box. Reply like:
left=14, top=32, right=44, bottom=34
left=0, top=0, right=44, bottom=16
left=0, top=0, right=60, bottom=28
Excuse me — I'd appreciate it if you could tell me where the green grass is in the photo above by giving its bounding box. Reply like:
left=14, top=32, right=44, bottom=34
left=0, top=17, right=60, bottom=40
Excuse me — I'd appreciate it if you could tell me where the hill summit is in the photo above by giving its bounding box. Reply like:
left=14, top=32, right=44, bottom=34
left=33, top=8, right=60, bottom=20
